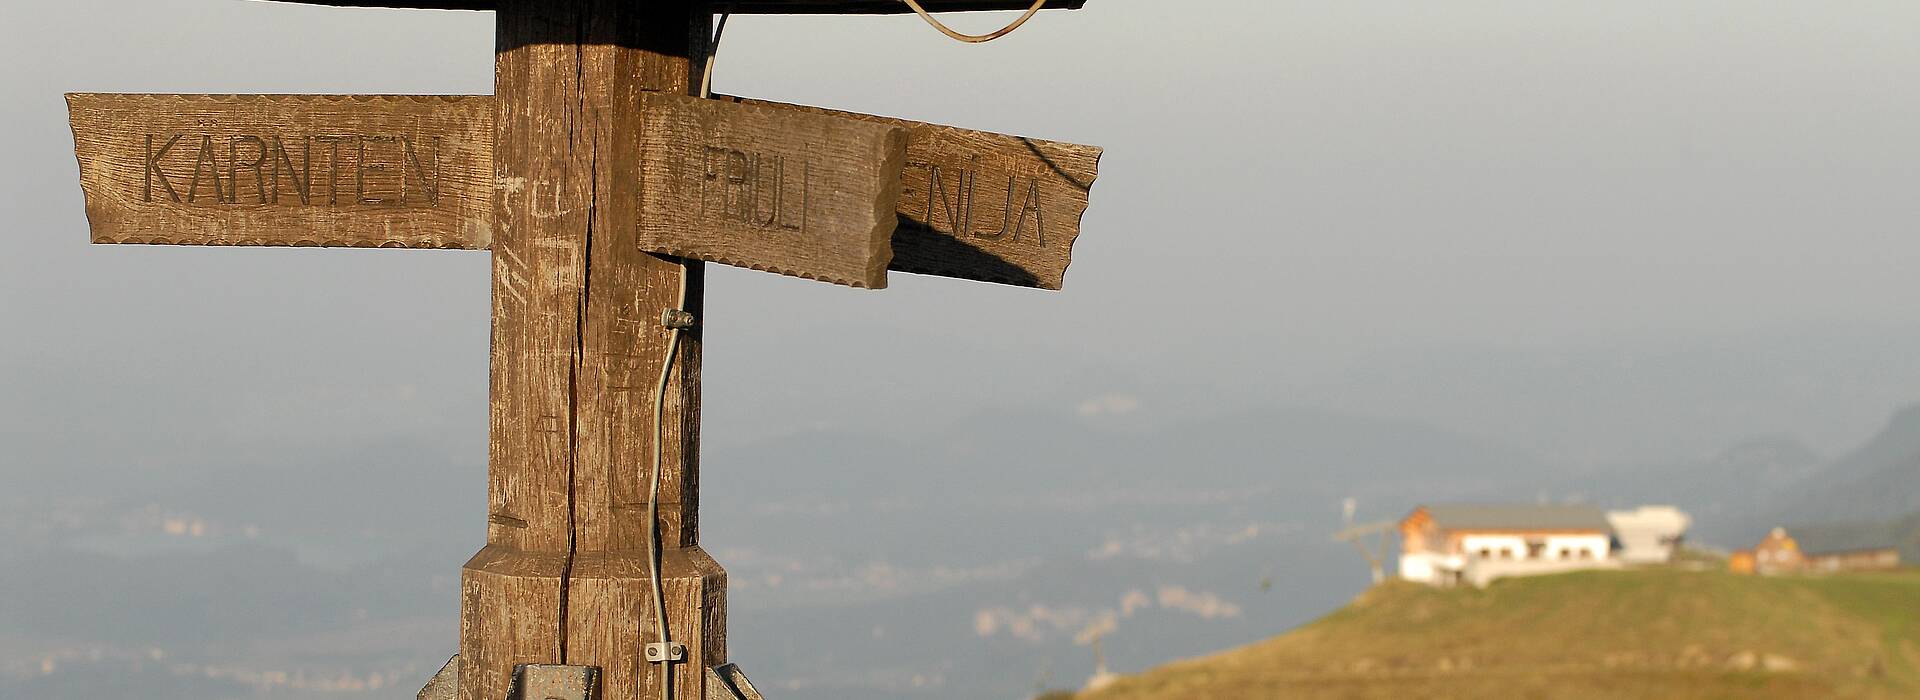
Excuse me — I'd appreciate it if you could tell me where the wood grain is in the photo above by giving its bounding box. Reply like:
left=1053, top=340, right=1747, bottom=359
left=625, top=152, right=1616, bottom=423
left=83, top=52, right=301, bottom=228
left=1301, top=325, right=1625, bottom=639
left=719, top=96, right=1101, bottom=290
left=462, top=3, right=723, bottom=700
left=70, top=93, right=1097, bottom=289
left=269, top=0, right=1086, bottom=14
left=637, top=93, right=906, bottom=289
left=567, top=549, right=727, bottom=700
left=460, top=547, right=566, bottom=700
left=67, top=94, right=491, bottom=249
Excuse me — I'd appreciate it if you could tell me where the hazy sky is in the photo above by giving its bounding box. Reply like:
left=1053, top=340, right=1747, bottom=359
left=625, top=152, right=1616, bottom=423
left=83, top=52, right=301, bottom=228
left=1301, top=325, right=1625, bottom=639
left=6, top=0, right=1920, bottom=475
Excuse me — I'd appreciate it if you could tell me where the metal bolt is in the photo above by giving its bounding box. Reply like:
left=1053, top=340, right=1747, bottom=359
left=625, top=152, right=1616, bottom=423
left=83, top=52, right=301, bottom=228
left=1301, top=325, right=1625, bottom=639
left=660, top=309, right=696, bottom=330
left=644, top=642, right=687, bottom=664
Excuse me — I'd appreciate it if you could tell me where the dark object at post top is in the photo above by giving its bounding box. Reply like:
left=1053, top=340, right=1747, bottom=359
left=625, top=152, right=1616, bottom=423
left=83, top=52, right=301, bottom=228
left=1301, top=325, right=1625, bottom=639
left=267, top=0, right=1086, bottom=14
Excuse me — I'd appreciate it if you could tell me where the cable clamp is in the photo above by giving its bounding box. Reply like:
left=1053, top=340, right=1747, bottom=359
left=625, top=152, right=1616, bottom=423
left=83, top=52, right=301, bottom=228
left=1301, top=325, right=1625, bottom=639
left=645, top=642, right=687, bottom=665
left=660, top=309, right=696, bottom=330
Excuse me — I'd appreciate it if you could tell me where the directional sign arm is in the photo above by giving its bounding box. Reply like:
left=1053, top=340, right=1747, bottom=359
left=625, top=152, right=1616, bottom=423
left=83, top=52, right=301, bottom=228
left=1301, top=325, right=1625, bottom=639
left=634, top=93, right=908, bottom=290
left=717, top=96, right=1101, bottom=290
left=67, top=92, right=1101, bottom=289
left=67, top=93, right=493, bottom=250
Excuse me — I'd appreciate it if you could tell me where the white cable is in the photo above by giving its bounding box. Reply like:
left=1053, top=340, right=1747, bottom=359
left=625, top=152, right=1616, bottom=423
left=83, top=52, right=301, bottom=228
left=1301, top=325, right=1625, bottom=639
left=650, top=2, right=1035, bottom=694
left=699, top=9, right=732, bottom=100
left=900, top=0, right=1049, bottom=43
left=649, top=3, right=1034, bottom=694
left=647, top=10, right=731, bottom=700
left=652, top=4, right=1035, bottom=695
left=645, top=269, right=688, bottom=700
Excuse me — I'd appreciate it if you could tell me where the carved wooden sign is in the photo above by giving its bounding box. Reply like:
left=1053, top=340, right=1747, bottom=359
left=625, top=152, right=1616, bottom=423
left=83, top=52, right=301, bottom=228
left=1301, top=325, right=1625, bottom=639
left=68, top=93, right=1099, bottom=289
left=635, top=93, right=908, bottom=289
left=66, top=3, right=1101, bottom=699
left=67, top=94, right=492, bottom=249
left=719, top=97, right=1101, bottom=290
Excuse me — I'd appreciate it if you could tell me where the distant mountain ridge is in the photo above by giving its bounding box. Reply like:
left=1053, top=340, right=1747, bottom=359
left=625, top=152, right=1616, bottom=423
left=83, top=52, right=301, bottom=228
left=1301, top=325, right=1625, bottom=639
left=705, top=402, right=1551, bottom=529
left=1777, top=405, right=1920, bottom=524
left=1553, top=436, right=1824, bottom=545
left=1548, top=403, right=1920, bottom=550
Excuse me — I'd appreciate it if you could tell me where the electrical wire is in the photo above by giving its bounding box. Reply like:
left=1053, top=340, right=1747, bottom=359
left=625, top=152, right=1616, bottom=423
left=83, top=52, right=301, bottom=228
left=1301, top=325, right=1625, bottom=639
left=700, top=8, right=733, bottom=100
left=650, top=1, right=1038, bottom=694
left=900, top=0, right=1049, bottom=43
left=646, top=9, right=732, bottom=700
left=645, top=268, right=688, bottom=700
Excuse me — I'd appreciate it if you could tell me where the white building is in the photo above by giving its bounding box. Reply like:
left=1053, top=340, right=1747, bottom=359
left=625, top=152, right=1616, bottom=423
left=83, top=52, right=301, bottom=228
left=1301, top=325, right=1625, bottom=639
left=1398, top=504, right=1619, bottom=588
left=1606, top=506, right=1692, bottom=564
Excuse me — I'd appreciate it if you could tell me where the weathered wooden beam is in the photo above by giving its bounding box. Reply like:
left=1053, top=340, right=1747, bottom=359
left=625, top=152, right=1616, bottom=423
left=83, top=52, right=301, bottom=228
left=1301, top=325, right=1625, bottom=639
left=636, top=92, right=906, bottom=289
left=461, top=3, right=723, bottom=700
left=720, top=96, right=1099, bottom=290
left=268, top=0, right=1086, bottom=14
left=69, top=92, right=1098, bottom=288
left=66, top=94, right=492, bottom=249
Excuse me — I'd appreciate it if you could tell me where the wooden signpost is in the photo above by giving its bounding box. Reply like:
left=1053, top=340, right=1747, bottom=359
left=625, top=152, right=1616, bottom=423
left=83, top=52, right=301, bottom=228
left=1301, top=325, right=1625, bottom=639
left=64, top=2, right=1100, bottom=699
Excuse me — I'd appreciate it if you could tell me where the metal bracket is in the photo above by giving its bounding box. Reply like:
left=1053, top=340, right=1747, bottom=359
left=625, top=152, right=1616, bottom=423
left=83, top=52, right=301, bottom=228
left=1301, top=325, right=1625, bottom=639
left=418, top=654, right=762, bottom=700
left=660, top=309, right=697, bottom=330
left=506, top=664, right=600, bottom=700
left=644, top=641, right=688, bottom=664
left=705, top=663, right=766, bottom=700
left=418, top=656, right=458, bottom=700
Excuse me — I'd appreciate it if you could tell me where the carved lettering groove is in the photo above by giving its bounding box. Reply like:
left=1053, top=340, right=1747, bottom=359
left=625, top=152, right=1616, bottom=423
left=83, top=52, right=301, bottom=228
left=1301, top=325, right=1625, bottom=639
left=712, top=95, right=1102, bottom=290
left=67, top=93, right=492, bottom=250
left=72, top=94, right=1101, bottom=283
left=636, top=92, right=905, bottom=289
left=140, top=131, right=442, bottom=207
left=903, top=160, right=1048, bottom=247
left=698, top=146, right=809, bottom=233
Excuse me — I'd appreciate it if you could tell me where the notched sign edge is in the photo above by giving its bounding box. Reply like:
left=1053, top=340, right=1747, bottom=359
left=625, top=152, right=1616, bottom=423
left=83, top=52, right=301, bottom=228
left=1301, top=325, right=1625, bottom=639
left=635, top=92, right=907, bottom=290
left=64, top=92, right=493, bottom=250
left=64, top=91, right=1098, bottom=289
left=714, top=94, right=1102, bottom=291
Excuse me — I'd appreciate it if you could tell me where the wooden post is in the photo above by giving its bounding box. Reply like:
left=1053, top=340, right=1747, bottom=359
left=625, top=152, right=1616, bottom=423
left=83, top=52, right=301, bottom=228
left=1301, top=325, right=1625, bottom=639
left=460, top=2, right=725, bottom=700
left=63, top=5, right=1100, bottom=698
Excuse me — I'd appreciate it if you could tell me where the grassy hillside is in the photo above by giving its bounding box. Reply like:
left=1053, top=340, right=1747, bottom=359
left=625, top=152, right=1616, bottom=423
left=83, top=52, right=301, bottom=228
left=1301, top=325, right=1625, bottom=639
left=1077, top=569, right=1920, bottom=700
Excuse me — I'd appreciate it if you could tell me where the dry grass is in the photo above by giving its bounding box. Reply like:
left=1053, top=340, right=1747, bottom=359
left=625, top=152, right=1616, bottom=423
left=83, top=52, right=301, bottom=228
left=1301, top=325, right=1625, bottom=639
left=1079, top=569, right=1920, bottom=700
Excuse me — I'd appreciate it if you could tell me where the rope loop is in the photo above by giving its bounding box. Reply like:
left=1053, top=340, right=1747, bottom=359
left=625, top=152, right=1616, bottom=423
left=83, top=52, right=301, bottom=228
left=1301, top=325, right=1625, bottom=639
left=901, top=0, right=1050, bottom=44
